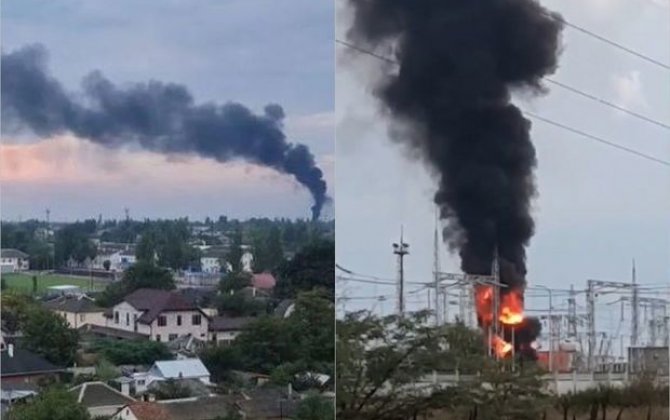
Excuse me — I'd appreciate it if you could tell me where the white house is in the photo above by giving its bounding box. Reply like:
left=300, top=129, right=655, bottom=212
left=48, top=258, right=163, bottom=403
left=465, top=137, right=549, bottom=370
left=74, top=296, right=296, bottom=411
left=43, top=295, right=107, bottom=329
left=241, top=247, right=253, bottom=273
left=92, top=243, right=136, bottom=271
left=0, top=249, right=29, bottom=273
left=131, top=358, right=210, bottom=394
left=208, top=316, right=254, bottom=346
left=105, top=289, right=209, bottom=343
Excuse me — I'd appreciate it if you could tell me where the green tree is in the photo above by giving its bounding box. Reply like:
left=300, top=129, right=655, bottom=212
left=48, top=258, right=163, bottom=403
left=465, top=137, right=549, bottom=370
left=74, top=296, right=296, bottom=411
left=153, top=378, right=192, bottom=400
left=1, top=276, right=7, bottom=291
left=216, top=293, right=266, bottom=317
left=295, top=393, right=334, bottom=420
left=32, top=276, right=38, bottom=295
left=22, top=307, right=79, bottom=366
left=336, top=310, right=487, bottom=419
left=8, top=386, right=91, bottom=420
left=226, top=228, right=244, bottom=273
left=252, top=226, right=285, bottom=272
left=96, top=261, right=174, bottom=307
left=274, top=240, right=334, bottom=300
left=93, top=339, right=172, bottom=365
left=54, top=222, right=97, bottom=266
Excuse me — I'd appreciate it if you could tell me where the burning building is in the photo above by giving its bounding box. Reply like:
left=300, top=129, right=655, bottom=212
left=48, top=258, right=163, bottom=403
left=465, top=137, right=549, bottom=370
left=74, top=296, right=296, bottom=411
left=346, top=0, right=563, bottom=358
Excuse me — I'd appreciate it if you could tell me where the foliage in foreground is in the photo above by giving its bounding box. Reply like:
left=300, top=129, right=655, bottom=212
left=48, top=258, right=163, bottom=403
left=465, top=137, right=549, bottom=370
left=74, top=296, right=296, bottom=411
left=92, top=338, right=172, bottom=365
left=7, top=387, right=90, bottom=420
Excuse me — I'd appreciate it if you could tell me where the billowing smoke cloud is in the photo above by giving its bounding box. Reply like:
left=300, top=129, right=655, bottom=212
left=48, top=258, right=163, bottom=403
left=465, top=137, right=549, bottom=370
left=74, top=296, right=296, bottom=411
left=347, top=0, right=563, bottom=352
left=1, top=44, right=327, bottom=220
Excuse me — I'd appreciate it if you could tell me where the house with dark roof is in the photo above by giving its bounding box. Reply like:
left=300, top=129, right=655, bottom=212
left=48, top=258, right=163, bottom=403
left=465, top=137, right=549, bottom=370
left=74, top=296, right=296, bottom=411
left=43, top=294, right=106, bottom=329
left=1, top=344, right=65, bottom=385
left=105, top=289, right=210, bottom=343
left=69, top=381, right=136, bottom=418
left=113, top=396, right=237, bottom=420
left=0, top=248, right=29, bottom=273
left=208, top=316, right=255, bottom=345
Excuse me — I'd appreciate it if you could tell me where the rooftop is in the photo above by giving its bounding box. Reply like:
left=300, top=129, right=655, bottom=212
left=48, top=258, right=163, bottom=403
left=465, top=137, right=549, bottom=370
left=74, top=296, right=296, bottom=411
left=152, top=358, right=210, bottom=380
left=209, top=316, right=255, bottom=332
left=0, top=249, right=29, bottom=259
left=251, top=273, right=276, bottom=290
left=1, top=347, right=64, bottom=377
left=124, top=289, right=204, bottom=324
left=43, top=295, right=104, bottom=314
left=69, top=381, right=135, bottom=408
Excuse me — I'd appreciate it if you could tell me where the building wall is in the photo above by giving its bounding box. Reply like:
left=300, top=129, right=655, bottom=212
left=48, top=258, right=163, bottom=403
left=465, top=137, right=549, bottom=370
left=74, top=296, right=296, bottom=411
left=201, top=257, right=220, bottom=273
left=107, top=302, right=151, bottom=335
left=112, top=407, right=140, bottom=420
left=55, top=310, right=107, bottom=329
left=208, top=330, right=242, bottom=345
left=148, top=310, right=209, bottom=343
left=0, top=257, right=28, bottom=272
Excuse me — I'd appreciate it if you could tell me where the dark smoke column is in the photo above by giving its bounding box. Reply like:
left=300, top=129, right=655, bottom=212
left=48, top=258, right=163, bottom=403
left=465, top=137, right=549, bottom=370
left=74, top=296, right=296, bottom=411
left=347, top=0, right=562, bottom=353
left=1, top=44, right=327, bottom=220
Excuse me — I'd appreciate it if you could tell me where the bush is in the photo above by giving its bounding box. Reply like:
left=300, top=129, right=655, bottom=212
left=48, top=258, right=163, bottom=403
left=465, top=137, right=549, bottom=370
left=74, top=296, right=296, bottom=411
left=92, top=339, right=172, bottom=365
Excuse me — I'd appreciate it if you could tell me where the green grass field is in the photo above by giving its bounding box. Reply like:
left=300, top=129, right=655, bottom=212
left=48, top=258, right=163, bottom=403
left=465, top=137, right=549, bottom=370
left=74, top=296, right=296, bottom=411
left=1, top=272, right=108, bottom=294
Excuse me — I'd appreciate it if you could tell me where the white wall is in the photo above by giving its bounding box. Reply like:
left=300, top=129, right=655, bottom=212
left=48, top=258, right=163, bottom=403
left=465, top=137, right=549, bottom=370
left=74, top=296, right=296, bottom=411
left=0, top=257, right=28, bottom=272
left=107, top=302, right=150, bottom=335
left=112, top=406, right=139, bottom=420
left=55, top=310, right=107, bottom=329
left=208, top=330, right=242, bottom=345
left=149, top=310, right=209, bottom=343
left=201, top=257, right=220, bottom=273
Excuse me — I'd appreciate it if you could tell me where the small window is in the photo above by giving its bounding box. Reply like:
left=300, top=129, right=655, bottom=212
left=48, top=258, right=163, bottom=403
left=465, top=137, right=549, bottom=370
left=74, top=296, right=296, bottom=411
left=114, top=311, right=119, bottom=324
left=168, top=334, right=178, bottom=341
left=158, top=316, right=167, bottom=327
left=137, top=380, right=145, bottom=386
left=126, top=313, right=130, bottom=326
left=211, top=334, right=217, bottom=342
left=192, top=314, right=202, bottom=325
left=177, top=315, right=182, bottom=326
left=80, top=314, right=85, bottom=322
left=156, top=335, right=161, bottom=342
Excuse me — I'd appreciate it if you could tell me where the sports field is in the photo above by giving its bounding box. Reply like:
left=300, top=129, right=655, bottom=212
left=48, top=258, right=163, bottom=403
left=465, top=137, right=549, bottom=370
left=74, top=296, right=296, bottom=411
left=1, top=272, right=108, bottom=294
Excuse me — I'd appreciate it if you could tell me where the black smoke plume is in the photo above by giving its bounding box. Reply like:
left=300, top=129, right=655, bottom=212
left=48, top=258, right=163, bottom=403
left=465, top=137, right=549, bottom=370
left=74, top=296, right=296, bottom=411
left=347, top=0, right=563, bottom=351
left=1, top=44, right=327, bottom=220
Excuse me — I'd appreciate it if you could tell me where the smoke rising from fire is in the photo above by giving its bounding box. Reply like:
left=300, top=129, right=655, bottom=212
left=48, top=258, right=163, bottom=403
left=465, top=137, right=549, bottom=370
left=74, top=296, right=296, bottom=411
left=1, top=44, right=328, bottom=220
left=346, top=0, right=563, bottom=354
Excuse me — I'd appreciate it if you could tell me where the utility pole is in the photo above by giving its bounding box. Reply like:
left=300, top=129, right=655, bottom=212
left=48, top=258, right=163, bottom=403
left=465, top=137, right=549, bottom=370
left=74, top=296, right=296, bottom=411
left=491, top=247, right=500, bottom=360
left=631, top=259, right=639, bottom=347
left=433, top=215, right=441, bottom=325
left=568, top=284, right=577, bottom=339
left=587, top=280, right=596, bottom=372
left=393, top=228, right=409, bottom=317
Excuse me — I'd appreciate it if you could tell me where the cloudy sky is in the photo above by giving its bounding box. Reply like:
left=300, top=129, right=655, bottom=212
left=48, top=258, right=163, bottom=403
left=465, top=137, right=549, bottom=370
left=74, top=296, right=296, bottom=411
left=336, top=0, right=670, bottom=352
left=1, top=0, right=334, bottom=221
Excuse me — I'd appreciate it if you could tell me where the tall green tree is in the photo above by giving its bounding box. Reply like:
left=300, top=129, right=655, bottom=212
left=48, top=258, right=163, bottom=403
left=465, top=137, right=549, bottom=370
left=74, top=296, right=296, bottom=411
left=54, top=222, right=97, bottom=266
left=226, top=228, right=244, bottom=273
left=7, top=387, right=91, bottom=420
left=274, top=240, right=334, bottom=300
left=22, top=307, right=79, bottom=366
left=96, top=261, right=175, bottom=307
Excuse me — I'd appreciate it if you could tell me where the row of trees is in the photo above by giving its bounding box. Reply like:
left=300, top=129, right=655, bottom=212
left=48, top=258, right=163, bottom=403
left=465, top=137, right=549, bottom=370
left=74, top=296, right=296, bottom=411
left=336, top=310, right=669, bottom=420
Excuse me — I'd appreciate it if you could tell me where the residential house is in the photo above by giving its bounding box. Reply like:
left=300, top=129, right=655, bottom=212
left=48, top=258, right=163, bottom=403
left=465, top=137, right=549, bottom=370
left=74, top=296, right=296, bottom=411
left=236, top=387, right=301, bottom=419
left=130, top=358, right=211, bottom=394
left=1, top=344, right=65, bottom=385
left=113, top=396, right=236, bottom=420
left=105, top=289, right=210, bottom=343
left=0, top=249, right=29, bottom=273
left=92, top=242, right=137, bottom=271
left=43, top=294, right=106, bottom=329
left=1, top=383, right=39, bottom=417
left=69, top=381, right=136, bottom=418
left=208, top=316, right=254, bottom=345
left=199, top=247, right=227, bottom=274
left=251, top=273, right=276, bottom=291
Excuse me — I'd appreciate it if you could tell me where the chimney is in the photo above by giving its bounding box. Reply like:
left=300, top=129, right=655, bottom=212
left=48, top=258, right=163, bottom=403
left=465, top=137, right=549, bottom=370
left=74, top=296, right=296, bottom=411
left=8, top=344, right=14, bottom=358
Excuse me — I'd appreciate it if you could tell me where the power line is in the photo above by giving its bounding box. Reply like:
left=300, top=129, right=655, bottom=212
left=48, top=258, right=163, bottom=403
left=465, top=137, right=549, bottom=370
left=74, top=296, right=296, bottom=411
left=336, top=40, right=670, bottom=168
left=544, top=12, right=670, bottom=71
left=545, top=78, right=670, bottom=131
left=525, top=111, right=670, bottom=168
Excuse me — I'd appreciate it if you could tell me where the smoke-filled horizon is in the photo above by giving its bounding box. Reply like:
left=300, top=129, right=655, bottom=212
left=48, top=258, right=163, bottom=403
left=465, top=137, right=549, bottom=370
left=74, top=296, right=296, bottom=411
left=347, top=0, right=564, bottom=354
left=1, top=44, right=328, bottom=220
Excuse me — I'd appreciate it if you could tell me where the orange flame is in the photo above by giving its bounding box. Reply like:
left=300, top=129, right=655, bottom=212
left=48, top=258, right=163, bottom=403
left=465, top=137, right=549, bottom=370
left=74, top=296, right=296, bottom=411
left=475, top=285, right=526, bottom=357
left=491, top=335, right=513, bottom=358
